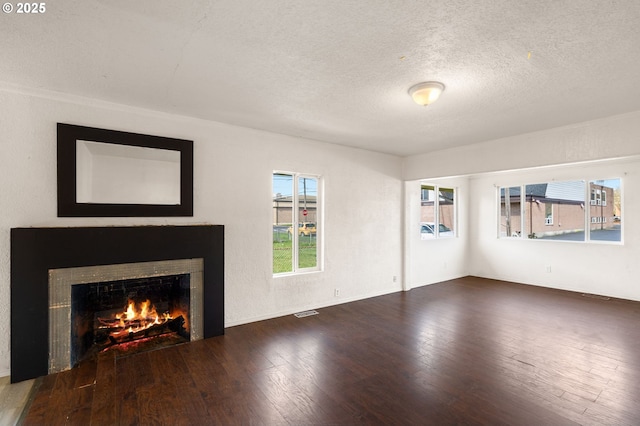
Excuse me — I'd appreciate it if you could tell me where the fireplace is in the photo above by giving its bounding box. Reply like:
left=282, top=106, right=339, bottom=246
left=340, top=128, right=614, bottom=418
left=11, top=225, right=224, bottom=383
left=49, top=258, right=204, bottom=373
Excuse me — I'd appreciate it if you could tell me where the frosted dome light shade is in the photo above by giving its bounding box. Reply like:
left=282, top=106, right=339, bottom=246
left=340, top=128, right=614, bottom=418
left=409, top=81, right=445, bottom=106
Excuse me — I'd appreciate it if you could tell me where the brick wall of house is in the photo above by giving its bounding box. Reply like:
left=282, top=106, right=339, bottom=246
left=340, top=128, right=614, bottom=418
left=528, top=201, right=585, bottom=236
left=588, top=184, right=615, bottom=231
left=420, top=203, right=455, bottom=230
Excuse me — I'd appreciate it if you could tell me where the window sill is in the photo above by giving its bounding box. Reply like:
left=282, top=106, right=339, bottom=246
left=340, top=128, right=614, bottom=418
left=274, top=269, right=323, bottom=278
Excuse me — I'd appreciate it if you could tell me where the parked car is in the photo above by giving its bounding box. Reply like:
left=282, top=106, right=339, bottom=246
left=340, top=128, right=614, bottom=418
left=288, top=222, right=317, bottom=237
left=420, top=222, right=454, bottom=237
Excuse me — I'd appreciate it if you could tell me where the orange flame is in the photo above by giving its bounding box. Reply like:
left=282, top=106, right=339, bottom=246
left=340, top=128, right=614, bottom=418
left=107, top=299, right=175, bottom=337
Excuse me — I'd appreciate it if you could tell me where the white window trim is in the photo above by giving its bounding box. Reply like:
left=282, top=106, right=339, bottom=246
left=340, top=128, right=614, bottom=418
left=420, top=184, right=457, bottom=240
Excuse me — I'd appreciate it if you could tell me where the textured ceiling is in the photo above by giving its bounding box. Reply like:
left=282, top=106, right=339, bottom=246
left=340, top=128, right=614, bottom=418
left=2, top=1, right=640, bottom=156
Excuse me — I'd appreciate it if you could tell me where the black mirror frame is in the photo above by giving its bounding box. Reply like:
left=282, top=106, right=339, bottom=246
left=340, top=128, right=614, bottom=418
left=57, top=123, right=194, bottom=217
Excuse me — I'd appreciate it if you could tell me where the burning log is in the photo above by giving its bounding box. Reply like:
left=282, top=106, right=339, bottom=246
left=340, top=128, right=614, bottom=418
left=98, top=318, right=144, bottom=328
left=101, top=315, right=186, bottom=345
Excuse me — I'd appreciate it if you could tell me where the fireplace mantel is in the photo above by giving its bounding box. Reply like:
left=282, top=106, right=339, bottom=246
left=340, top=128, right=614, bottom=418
left=10, top=225, right=224, bottom=383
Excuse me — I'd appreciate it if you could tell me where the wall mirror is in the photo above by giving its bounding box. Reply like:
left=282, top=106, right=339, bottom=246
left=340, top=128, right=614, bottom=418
left=57, top=123, right=193, bottom=217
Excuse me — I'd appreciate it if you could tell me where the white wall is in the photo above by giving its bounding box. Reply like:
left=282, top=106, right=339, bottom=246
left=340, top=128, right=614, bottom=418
left=468, top=158, right=640, bottom=300
left=0, top=87, right=404, bottom=378
left=403, top=111, right=640, bottom=181
left=404, top=177, right=470, bottom=289
left=404, top=111, right=640, bottom=301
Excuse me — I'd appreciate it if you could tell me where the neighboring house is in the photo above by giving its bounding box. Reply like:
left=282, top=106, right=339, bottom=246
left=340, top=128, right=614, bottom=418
left=500, top=182, right=616, bottom=238
left=273, top=195, right=317, bottom=224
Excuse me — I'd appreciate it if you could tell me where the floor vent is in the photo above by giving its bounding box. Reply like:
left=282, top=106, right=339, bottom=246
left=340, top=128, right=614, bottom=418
left=294, top=310, right=319, bottom=318
left=581, top=293, right=611, bottom=301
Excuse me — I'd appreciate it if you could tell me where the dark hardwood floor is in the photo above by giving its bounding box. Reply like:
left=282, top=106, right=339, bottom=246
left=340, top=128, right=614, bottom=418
left=22, top=277, right=640, bottom=425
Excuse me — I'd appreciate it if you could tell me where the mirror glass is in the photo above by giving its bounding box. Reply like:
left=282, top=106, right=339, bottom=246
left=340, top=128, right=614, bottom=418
left=76, top=140, right=181, bottom=205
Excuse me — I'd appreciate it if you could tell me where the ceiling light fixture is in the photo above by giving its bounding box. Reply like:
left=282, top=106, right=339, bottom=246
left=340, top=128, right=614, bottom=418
left=408, top=81, right=445, bottom=106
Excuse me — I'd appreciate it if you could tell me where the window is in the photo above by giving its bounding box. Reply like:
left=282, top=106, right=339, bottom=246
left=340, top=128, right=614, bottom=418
left=544, top=203, right=553, bottom=225
left=273, top=172, right=321, bottom=274
left=498, top=178, right=621, bottom=243
left=420, top=184, right=456, bottom=239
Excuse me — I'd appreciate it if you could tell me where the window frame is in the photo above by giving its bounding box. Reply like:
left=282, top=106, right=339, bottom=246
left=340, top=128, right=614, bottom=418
left=272, top=171, right=322, bottom=276
left=420, top=183, right=457, bottom=240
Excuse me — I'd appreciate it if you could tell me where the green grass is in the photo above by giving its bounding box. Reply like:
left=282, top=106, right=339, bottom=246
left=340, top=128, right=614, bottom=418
left=273, top=233, right=317, bottom=273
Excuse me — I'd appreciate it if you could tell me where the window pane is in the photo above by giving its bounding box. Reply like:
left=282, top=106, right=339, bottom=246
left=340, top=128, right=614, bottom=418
left=589, top=179, right=621, bottom=242
left=438, top=187, right=455, bottom=237
left=499, top=186, right=521, bottom=238
left=420, top=185, right=436, bottom=239
left=273, top=173, right=293, bottom=273
left=298, top=176, right=318, bottom=269
left=545, top=203, right=553, bottom=225
left=525, top=181, right=585, bottom=241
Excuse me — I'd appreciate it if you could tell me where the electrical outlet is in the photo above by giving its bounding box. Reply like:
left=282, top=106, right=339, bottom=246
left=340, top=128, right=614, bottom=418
left=393, top=276, right=397, bottom=283
left=334, top=288, right=340, bottom=297
left=545, top=265, right=552, bottom=273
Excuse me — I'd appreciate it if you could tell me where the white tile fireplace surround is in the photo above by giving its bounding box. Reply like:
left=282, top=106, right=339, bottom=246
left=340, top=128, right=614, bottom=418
left=10, top=225, right=224, bottom=383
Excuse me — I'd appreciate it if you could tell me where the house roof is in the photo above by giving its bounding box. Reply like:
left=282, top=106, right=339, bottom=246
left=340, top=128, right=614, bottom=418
left=3, top=2, right=640, bottom=156
left=545, top=181, right=585, bottom=203
left=502, top=181, right=613, bottom=203
left=501, top=185, right=547, bottom=198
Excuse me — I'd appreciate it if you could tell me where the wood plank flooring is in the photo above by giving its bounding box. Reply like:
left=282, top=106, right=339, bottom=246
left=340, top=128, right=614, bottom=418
left=21, top=277, right=640, bottom=425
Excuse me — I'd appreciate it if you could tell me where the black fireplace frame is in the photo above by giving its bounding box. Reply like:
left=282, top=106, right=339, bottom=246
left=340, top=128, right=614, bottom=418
left=57, top=123, right=194, bottom=217
left=10, top=225, right=224, bottom=383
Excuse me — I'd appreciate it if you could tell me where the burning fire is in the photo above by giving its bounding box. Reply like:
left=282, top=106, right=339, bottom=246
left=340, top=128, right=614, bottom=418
left=100, top=299, right=176, bottom=338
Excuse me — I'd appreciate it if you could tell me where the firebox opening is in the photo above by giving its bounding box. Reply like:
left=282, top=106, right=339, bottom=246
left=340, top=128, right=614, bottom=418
left=70, top=274, right=190, bottom=367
